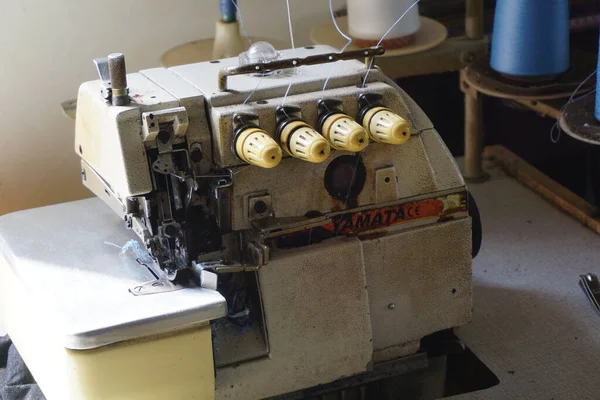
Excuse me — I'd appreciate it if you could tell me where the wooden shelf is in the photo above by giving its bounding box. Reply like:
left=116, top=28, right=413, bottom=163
left=485, top=145, right=600, bottom=234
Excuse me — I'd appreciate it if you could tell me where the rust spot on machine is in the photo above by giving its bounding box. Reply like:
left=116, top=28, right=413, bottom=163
left=275, top=191, right=467, bottom=247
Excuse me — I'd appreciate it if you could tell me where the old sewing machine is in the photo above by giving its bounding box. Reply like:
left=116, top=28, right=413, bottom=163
left=0, top=43, right=481, bottom=399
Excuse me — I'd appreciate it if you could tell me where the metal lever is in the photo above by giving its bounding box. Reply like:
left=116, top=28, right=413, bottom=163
left=196, top=260, right=260, bottom=273
left=195, top=241, right=269, bottom=273
left=218, top=46, right=386, bottom=91
left=93, top=57, right=111, bottom=87
left=579, top=273, right=600, bottom=316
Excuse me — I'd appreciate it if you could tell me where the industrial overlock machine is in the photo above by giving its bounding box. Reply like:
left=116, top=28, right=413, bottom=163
left=0, top=43, right=481, bottom=399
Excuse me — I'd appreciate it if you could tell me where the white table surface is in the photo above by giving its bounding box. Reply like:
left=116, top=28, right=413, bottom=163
left=451, top=161, right=600, bottom=399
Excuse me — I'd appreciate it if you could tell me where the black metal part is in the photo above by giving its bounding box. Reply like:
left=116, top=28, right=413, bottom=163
left=254, top=201, right=268, bottom=214
left=190, top=147, right=203, bottom=162
left=468, top=191, right=482, bottom=258
left=157, top=130, right=171, bottom=144
left=324, top=154, right=367, bottom=205
left=275, top=106, right=302, bottom=141
left=317, top=99, right=345, bottom=131
left=142, top=140, right=228, bottom=279
left=218, top=46, right=385, bottom=91
left=276, top=105, right=308, bottom=153
left=232, top=113, right=262, bottom=161
left=267, top=330, right=500, bottom=400
left=268, top=353, right=428, bottom=400
left=357, top=93, right=385, bottom=125
left=276, top=105, right=302, bottom=126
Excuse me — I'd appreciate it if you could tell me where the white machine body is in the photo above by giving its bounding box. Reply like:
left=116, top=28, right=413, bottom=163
left=71, top=45, right=473, bottom=399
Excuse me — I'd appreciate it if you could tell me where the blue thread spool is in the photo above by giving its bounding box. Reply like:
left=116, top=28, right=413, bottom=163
left=595, top=30, right=600, bottom=121
left=220, top=0, right=237, bottom=23
left=491, top=0, right=570, bottom=79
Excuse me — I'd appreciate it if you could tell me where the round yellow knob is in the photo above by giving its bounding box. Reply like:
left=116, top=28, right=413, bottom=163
left=280, top=121, right=331, bottom=163
left=235, top=127, right=282, bottom=168
left=363, top=106, right=411, bottom=145
left=321, top=114, right=369, bottom=152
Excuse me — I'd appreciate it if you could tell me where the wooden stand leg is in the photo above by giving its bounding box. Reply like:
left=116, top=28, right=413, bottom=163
left=462, top=0, right=489, bottom=182
left=465, top=0, right=484, bottom=39
left=463, top=92, right=487, bottom=181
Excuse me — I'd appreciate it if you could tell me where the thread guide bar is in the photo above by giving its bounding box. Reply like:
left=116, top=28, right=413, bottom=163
left=218, top=46, right=386, bottom=91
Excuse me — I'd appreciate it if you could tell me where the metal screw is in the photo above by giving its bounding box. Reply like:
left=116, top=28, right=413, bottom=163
left=254, top=200, right=268, bottom=214
left=388, top=303, right=396, bottom=310
left=190, top=144, right=203, bottom=162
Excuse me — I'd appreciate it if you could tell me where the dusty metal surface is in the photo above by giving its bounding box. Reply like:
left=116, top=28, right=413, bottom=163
left=215, top=237, right=373, bottom=400
left=75, top=73, right=180, bottom=199
left=361, top=218, right=472, bottom=359
left=191, top=79, right=434, bottom=168
left=559, top=94, right=600, bottom=146
left=230, top=131, right=465, bottom=231
left=267, top=191, right=468, bottom=244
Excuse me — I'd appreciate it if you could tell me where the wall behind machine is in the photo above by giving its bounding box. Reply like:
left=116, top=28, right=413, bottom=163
left=0, top=0, right=344, bottom=215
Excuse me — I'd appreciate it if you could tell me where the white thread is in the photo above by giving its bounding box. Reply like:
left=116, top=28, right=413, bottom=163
left=105, top=240, right=153, bottom=262
left=234, top=165, right=251, bottom=176
left=243, top=71, right=267, bottom=105
left=285, top=0, right=296, bottom=56
left=321, top=0, right=353, bottom=96
left=335, top=0, right=421, bottom=217
left=231, top=0, right=252, bottom=46
left=361, top=0, right=421, bottom=89
left=330, top=0, right=351, bottom=42
left=281, top=0, right=297, bottom=106
left=376, top=0, right=421, bottom=47
left=550, top=69, right=597, bottom=143
left=321, top=41, right=352, bottom=96
left=282, top=82, right=293, bottom=106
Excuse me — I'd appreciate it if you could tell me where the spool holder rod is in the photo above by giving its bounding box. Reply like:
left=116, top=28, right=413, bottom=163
left=217, top=46, right=385, bottom=91
left=108, top=53, right=130, bottom=106
left=463, top=0, right=488, bottom=181
left=466, top=0, right=484, bottom=40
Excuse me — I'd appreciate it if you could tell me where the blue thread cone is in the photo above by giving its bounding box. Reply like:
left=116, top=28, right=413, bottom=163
left=491, top=0, right=570, bottom=78
left=220, top=0, right=237, bottom=23
left=595, top=30, right=600, bottom=121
